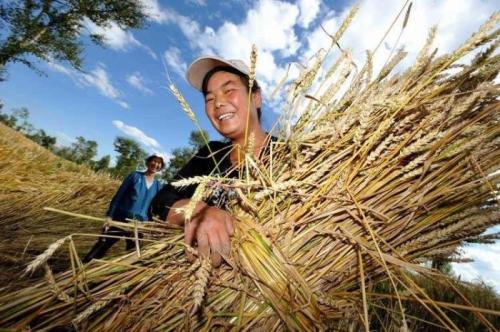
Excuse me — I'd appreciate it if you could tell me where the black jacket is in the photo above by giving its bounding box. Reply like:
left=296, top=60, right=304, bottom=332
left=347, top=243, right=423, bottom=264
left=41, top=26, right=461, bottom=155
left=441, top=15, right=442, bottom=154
left=151, top=141, right=235, bottom=220
left=151, top=137, right=277, bottom=220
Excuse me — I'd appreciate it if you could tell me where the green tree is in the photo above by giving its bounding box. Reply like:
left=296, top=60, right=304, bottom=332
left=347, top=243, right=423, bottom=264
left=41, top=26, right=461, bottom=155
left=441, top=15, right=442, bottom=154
left=11, top=107, right=34, bottom=134
left=162, top=129, right=208, bottom=182
left=0, top=0, right=146, bottom=77
left=0, top=104, right=107, bottom=167
left=0, top=105, right=17, bottom=127
left=54, top=145, right=74, bottom=161
left=0, top=106, right=57, bottom=149
left=431, top=258, right=453, bottom=275
left=0, top=107, right=32, bottom=132
left=92, top=154, right=111, bottom=172
left=70, top=136, right=98, bottom=164
left=27, top=129, right=57, bottom=150
left=54, top=136, right=98, bottom=165
left=112, top=136, right=146, bottom=178
left=188, top=129, right=207, bottom=149
left=163, top=146, right=193, bottom=182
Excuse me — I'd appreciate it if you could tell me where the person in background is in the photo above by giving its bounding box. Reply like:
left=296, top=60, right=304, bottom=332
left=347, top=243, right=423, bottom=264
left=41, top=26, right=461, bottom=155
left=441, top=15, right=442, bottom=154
left=152, top=55, right=274, bottom=267
left=83, top=153, right=165, bottom=262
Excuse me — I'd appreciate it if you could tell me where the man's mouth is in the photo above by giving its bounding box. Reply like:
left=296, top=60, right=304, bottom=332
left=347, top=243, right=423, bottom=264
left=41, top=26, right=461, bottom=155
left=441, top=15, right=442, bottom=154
left=218, top=112, right=235, bottom=121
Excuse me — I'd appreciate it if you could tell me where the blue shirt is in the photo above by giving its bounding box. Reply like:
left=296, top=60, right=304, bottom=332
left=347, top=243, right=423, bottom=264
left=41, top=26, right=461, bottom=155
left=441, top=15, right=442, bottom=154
left=107, top=171, right=163, bottom=222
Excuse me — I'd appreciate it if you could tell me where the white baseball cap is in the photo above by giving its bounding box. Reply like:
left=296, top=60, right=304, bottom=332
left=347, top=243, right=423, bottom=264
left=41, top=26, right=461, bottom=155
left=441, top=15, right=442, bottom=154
left=145, top=153, right=166, bottom=168
left=186, top=55, right=251, bottom=92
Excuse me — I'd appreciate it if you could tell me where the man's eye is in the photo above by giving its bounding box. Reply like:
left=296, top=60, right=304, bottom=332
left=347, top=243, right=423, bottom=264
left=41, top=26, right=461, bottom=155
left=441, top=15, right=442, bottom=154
left=205, top=97, right=214, bottom=103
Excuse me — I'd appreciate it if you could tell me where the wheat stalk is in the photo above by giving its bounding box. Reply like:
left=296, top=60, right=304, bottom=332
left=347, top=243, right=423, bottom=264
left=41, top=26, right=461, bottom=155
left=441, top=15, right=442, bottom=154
left=24, top=236, right=69, bottom=275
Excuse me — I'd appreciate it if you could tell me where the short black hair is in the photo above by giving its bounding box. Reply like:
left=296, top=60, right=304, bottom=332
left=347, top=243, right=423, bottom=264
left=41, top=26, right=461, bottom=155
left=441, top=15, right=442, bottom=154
left=201, top=66, right=262, bottom=121
left=145, top=155, right=165, bottom=169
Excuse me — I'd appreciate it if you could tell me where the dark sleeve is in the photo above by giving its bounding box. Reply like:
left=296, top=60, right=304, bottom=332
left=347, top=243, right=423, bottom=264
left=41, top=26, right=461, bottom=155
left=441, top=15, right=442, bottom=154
left=106, top=172, right=136, bottom=217
left=151, top=143, right=222, bottom=220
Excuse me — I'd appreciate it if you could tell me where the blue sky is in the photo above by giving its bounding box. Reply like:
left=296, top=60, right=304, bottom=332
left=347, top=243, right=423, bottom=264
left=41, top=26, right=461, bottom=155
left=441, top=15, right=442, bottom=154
left=1, top=0, right=498, bottom=291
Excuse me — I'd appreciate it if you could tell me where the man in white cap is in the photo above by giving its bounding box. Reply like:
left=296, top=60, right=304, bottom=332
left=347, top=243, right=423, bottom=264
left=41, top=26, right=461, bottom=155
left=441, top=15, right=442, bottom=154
left=152, top=55, right=274, bottom=267
left=84, top=153, right=165, bottom=262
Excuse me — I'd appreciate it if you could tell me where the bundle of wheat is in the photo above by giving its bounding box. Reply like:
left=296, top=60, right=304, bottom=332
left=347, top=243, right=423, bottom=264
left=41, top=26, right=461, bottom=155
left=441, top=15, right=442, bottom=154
left=0, top=5, right=498, bottom=331
left=0, top=123, right=120, bottom=287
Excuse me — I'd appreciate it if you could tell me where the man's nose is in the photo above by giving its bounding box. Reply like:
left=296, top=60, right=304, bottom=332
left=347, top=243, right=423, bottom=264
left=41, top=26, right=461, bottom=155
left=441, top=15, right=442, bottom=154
left=214, top=94, right=227, bottom=109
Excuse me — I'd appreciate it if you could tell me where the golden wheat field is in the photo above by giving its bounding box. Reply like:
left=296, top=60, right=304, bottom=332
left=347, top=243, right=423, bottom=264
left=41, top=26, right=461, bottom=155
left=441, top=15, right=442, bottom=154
left=0, top=122, right=122, bottom=288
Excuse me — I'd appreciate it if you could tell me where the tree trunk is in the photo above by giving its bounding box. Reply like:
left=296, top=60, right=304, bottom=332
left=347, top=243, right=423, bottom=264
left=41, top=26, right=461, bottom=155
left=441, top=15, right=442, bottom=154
left=0, top=27, right=48, bottom=66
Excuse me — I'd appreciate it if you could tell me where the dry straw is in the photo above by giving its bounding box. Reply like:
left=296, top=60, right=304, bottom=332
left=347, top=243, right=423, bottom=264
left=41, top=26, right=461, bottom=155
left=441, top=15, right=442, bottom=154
left=23, top=236, right=69, bottom=276
left=1, top=4, right=499, bottom=331
left=191, top=256, right=211, bottom=312
left=0, top=124, right=120, bottom=286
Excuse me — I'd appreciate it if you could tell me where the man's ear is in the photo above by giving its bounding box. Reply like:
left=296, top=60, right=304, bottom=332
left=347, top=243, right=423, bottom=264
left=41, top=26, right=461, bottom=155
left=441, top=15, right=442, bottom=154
left=252, top=90, right=262, bottom=109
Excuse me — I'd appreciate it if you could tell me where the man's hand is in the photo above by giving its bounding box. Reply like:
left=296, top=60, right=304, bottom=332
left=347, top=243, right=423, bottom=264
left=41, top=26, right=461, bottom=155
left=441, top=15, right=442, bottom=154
left=184, top=205, right=235, bottom=267
left=103, top=216, right=113, bottom=233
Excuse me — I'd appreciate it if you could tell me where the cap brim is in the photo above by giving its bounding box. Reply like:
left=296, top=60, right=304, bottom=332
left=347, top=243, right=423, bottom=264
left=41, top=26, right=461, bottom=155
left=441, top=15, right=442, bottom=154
left=186, top=56, right=243, bottom=92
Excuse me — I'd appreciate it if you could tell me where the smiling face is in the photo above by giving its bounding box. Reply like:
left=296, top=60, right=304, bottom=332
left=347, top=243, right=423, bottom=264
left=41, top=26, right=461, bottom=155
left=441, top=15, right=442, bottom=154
left=146, top=156, right=163, bottom=173
left=204, top=71, right=262, bottom=142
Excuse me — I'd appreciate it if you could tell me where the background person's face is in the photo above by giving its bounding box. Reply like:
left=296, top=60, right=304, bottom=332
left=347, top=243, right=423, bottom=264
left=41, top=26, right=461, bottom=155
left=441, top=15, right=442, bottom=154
left=146, top=157, right=163, bottom=173
left=204, top=71, right=261, bottom=141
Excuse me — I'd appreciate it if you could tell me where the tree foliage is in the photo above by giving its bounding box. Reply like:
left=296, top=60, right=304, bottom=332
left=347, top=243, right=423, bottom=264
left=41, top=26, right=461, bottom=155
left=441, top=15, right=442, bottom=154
left=188, top=129, right=207, bottom=149
left=162, top=129, right=208, bottom=182
left=0, top=104, right=16, bottom=127
left=1, top=106, right=56, bottom=149
left=0, top=107, right=33, bottom=133
left=55, top=136, right=98, bottom=165
left=112, top=136, right=147, bottom=178
left=0, top=0, right=146, bottom=77
left=26, top=128, right=56, bottom=150
left=92, top=154, right=111, bottom=173
left=0, top=105, right=103, bottom=168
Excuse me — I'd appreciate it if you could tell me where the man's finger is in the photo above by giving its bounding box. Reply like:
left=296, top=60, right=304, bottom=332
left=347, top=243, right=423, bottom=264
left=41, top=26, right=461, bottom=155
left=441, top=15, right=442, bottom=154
left=224, top=214, right=235, bottom=236
left=197, top=231, right=210, bottom=259
left=184, top=220, right=197, bottom=262
left=209, top=231, right=223, bottom=267
left=184, top=219, right=197, bottom=246
left=218, top=227, right=231, bottom=257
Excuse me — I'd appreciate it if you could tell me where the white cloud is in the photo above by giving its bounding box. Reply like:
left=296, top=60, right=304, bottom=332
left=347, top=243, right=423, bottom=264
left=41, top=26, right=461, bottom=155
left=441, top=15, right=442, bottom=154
left=297, top=0, right=321, bottom=28
left=83, top=18, right=157, bottom=59
left=112, top=120, right=161, bottom=149
left=46, top=61, right=73, bottom=76
left=84, top=19, right=140, bottom=50
left=81, top=67, right=130, bottom=109
left=47, top=62, right=129, bottom=109
left=157, top=0, right=497, bottom=96
left=163, top=47, right=188, bottom=79
left=187, top=0, right=207, bottom=6
left=145, top=47, right=159, bottom=60
left=116, top=100, right=131, bottom=109
left=126, top=71, right=154, bottom=95
left=139, top=0, right=169, bottom=23
left=164, top=11, right=204, bottom=48
left=285, top=0, right=497, bottom=118
left=162, top=0, right=301, bottom=93
left=81, top=67, right=121, bottom=99
left=112, top=120, right=171, bottom=161
left=303, top=16, right=339, bottom=60
left=304, top=0, right=497, bottom=78
left=452, top=239, right=500, bottom=293
left=54, top=131, right=75, bottom=147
